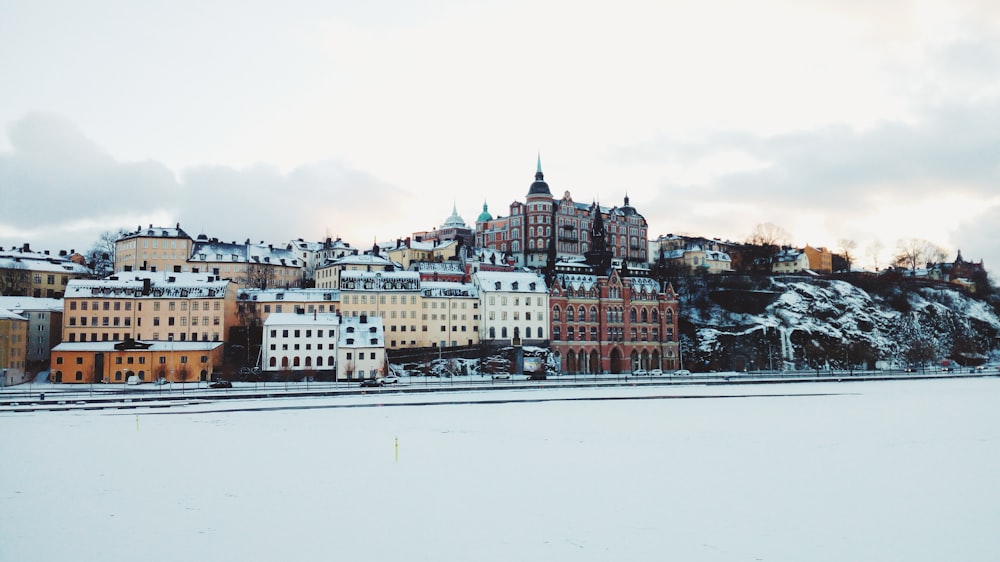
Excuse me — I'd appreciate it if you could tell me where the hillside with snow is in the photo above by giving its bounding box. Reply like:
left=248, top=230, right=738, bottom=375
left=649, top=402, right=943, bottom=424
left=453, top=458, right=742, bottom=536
left=678, top=275, right=1000, bottom=372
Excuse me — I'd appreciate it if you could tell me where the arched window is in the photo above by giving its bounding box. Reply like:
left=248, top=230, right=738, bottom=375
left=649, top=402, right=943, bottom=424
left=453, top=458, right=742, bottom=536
left=525, top=327, right=532, bottom=338
left=328, top=355, right=335, bottom=366
left=641, top=309, right=648, bottom=323
left=652, top=309, right=659, bottom=323
left=629, top=308, right=637, bottom=323
left=281, top=357, right=289, bottom=368
left=293, top=356, right=301, bottom=367
left=665, top=308, right=673, bottom=323
left=589, top=307, right=597, bottom=322
left=317, top=356, right=324, bottom=367
left=567, top=307, right=575, bottom=321
left=501, top=327, right=508, bottom=338
left=553, top=326, right=561, bottom=340
left=269, top=357, right=277, bottom=367
left=553, top=306, right=561, bottom=321
left=578, top=306, right=586, bottom=321
left=305, top=356, right=312, bottom=367
left=537, top=326, right=544, bottom=339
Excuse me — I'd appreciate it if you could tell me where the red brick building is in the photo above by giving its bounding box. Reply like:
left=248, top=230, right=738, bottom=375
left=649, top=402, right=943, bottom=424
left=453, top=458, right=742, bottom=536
left=548, top=269, right=679, bottom=374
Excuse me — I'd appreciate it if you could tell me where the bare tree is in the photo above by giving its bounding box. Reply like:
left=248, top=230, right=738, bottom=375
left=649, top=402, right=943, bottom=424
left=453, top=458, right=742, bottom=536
left=894, top=238, right=948, bottom=271
left=838, top=239, right=858, bottom=272
left=865, top=240, right=884, bottom=271
left=245, top=263, right=276, bottom=289
left=747, top=222, right=791, bottom=247
left=87, top=227, right=129, bottom=277
left=0, top=261, right=30, bottom=296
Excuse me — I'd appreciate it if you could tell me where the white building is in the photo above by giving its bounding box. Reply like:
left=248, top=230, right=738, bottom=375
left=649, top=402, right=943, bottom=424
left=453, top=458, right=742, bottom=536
left=472, top=271, right=548, bottom=344
left=338, top=314, right=385, bottom=380
left=261, top=311, right=385, bottom=380
left=772, top=248, right=811, bottom=274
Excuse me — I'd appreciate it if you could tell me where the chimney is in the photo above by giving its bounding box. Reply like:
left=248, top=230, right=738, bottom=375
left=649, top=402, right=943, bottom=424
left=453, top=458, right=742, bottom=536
left=360, top=314, right=368, bottom=324
left=142, top=278, right=152, bottom=296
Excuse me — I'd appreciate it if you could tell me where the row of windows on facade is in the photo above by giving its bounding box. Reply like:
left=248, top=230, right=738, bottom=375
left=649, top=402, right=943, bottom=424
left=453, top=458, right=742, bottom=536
left=485, top=326, right=544, bottom=339
left=68, top=315, right=220, bottom=327
left=65, top=332, right=221, bottom=342
left=57, top=369, right=211, bottom=382
left=32, top=274, right=69, bottom=285
left=267, top=352, right=377, bottom=368
left=551, top=326, right=674, bottom=342
left=552, top=306, right=673, bottom=324
left=57, top=354, right=208, bottom=365
left=69, top=300, right=221, bottom=312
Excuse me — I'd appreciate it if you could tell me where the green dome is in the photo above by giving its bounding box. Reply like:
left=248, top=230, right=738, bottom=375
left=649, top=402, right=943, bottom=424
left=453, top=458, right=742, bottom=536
left=477, top=201, right=493, bottom=223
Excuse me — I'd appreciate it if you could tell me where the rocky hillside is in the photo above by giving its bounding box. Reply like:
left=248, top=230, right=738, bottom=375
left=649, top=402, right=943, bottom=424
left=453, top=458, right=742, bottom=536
left=676, top=275, right=1000, bottom=372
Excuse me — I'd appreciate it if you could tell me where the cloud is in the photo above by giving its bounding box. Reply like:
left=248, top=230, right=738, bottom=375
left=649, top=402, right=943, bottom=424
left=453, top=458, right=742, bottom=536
left=0, top=113, right=178, bottom=230
left=0, top=114, right=407, bottom=252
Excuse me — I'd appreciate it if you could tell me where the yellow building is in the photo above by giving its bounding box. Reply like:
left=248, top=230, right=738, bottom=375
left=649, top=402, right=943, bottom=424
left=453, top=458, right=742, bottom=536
left=418, top=281, right=480, bottom=348
left=382, top=238, right=460, bottom=271
left=50, top=340, right=225, bottom=384
left=115, top=224, right=193, bottom=274
left=1, top=246, right=91, bottom=298
left=315, top=253, right=400, bottom=289
left=337, top=271, right=422, bottom=350
left=1, top=309, right=29, bottom=386
left=236, top=288, right=341, bottom=327
left=62, top=272, right=237, bottom=344
left=803, top=245, right=834, bottom=273
left=188, top=237, right=304, bottom=289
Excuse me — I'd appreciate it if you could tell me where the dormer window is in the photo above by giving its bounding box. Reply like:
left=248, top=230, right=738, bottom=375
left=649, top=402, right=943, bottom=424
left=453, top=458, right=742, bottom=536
left=494, top=282, right=501, bottom=290
left=216, top=254, right=223, bottom=260
left=511, top=281, right=519, bottom=290
left=529, top=282, right=536, bottom=291
left=346, top=338, right=354, bottom=345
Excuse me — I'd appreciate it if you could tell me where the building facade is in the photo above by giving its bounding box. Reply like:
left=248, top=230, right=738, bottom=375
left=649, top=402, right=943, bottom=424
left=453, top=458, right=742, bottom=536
left=115, top=224, right=193, bottom=273
left=1, top=309, right=29, bottom=386
left=549, top=269, right=680, bottom=374
left=62, top=272, right=237, bottom=344
left=475, top=157, right=649, bottom=269
left=0, top=297, right=63, bottom=371
left=1, top=247, right=92, bottom=298
left=473, top=271, right=548, bottom=345
left=50, top=340, right=224, bottom=384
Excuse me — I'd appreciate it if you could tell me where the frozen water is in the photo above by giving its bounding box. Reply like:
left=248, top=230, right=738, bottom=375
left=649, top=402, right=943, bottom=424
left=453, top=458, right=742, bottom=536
left=2, top=378, right=998, bottom=561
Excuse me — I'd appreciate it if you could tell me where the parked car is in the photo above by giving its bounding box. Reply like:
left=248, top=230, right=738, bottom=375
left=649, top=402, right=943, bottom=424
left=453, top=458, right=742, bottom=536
left=492, top=373, right=511, bottom=380
left=650, top=369, right=663, bottom=376
left=382, top=375, right=400, bottom=385
left=360, top=379, right=383, bottom=387
left=528, top=373, right=547, bottom=380
left=632, top=369, right=648, bottom=376
left=126, top=375, right=141, bottom=385
left=209, top=380, right=233, bottom=388
left=673, top=369, right=691, bottom=376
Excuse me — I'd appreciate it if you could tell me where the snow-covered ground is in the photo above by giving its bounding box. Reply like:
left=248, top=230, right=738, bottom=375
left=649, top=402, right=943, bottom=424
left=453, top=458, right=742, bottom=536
left=2, top=378, right=998, bottom=561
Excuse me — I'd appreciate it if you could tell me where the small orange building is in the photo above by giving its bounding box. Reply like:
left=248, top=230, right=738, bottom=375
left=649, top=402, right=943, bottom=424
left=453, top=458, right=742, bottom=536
left=50, top=339, right=224, bottom=384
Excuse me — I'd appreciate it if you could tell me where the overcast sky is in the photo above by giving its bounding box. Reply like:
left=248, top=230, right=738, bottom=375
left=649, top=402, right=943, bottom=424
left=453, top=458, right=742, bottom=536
left=2, top=0, right=999, bottom=276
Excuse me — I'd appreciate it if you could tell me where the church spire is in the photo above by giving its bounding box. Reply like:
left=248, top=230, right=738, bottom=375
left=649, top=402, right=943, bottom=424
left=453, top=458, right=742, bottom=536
left=536, top=153, right=543, bottom=179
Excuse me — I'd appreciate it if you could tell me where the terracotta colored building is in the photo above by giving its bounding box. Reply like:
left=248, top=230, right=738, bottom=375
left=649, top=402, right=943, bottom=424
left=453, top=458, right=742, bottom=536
left=50, top=339, right=224, bottom=384
left=548, top=269, right=680, bottom=374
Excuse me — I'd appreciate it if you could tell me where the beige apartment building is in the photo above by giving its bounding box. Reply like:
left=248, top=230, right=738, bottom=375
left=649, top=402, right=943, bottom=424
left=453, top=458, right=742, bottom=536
left=1, top=309, right=29, bottom=386
left=62, top=271, right=237, bottom=344
left=236, top=288, right=341, bottom=327
left=1, top=247, right=91, bottom=298
left=315, top=253, right=400, bottom=289
left=418, top=281, right=480, bottom=349
left=115, top=224, right=193, bottom=274
left=337, top=271, right=422, bottom=350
